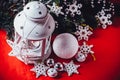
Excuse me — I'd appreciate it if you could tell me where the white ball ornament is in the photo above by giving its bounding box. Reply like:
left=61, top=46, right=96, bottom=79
left=54, top=62, right=63, bottom=71
left=46, top=58, right=55, bottom=67
left=53, top=33, right=79, bottom=59
left=75, top=52, right=86, bottom=62
left=47, top=68, right=58, bottom=77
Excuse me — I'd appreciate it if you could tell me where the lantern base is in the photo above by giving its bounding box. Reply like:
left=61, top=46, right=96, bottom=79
left=16, top=46, right=52, bottom=64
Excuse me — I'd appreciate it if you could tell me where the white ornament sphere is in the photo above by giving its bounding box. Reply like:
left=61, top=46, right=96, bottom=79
left=75, top=52, right=86, bottom=62
left=53, top=33, right=79, bottom=59
left=46, top=58, right=55, bottom=67
left=47, top=68, right=58, bottom=77
left=54, top=62, right=63, bottom=71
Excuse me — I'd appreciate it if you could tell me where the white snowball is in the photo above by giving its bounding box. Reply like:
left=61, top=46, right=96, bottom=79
left=47, top=68, right=58, bottom=77
left=53, top=33, right=79, bottom=59
left=75, top=52, right=86, bottom=62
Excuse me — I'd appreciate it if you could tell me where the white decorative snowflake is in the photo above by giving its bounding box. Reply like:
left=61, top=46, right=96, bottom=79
left=47, top=2, right=64, bottom=16
left=7, top=40, right=21, bottom=56
left=75, top=25, right=93, bottom=41
left=66, top=1, right=82, bottom=17
left=96, top=10, right=112, bottom=29
left=30, top=62, right=49, bottom=78
left=80, top=42, right=94, bottom=56
left=63, top=60, right=80, bottom=76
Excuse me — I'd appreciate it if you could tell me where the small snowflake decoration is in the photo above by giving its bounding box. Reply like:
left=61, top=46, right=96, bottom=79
left=7, top=38, right=29, bottom=56
left=66, top=1, right=82, bottom=17
left=80, top=42, right=94, bottom=55
left=63, top=60, right=80, bottom=76
left=75, top=25, right=93, bottom=41
left=30, top=62, right=49, bottom=78
left=47, top=2, right=64, bottom=16
left=96, top=10, right=112, bottom=29
left=7, top=40, right=21, bottom=56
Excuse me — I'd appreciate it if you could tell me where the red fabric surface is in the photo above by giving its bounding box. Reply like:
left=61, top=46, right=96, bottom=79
left=0, top=17, right=120, bottom=80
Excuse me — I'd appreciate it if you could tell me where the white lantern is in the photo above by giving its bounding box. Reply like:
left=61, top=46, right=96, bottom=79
left=7, top=1, right=55, bottom=64
left=23, top=1, right=48, bottom=22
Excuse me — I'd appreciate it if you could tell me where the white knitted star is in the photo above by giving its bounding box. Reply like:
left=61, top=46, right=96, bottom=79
left=75, top=25, right=93, bottom=41
left=80, top=42, right=94, bottom=55
left=63, top=60, right=80, bottom=76
left=30, top=62, right=49, bottom=78
left=7, top=40, right=21, bottom=56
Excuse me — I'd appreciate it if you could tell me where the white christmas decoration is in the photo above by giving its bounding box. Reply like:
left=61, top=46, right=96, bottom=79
left=80, top=42, right=94, bottom=56
left=53, top=33, right=79, bottom=59
left=23, top=1, right=48, bottom=22
left=91, top=0, right=114, bottom=14
left=66, top=1, right=82, bottom=17
left=63, top=60, right=80, bottom=76
left=96, top=10, right=112, bottom=29
left=46, top=58, right=55, bottom=67
left=75, top=51, right=86, bottom=62
left=45, top=0, right=52, bottom=5
left=47, top=2, right=64, bottom=16
left=7, top=40, right=21, bottom=56
left=55, top=21, right=59, bottom=28
left=47, top=68, right=58, bottom=77
left=91, top=0, right=106, bottom=8
left=103, top=3, right=114, bottom=14
left=91, top=0, right=103, bottom=7
left=75, top=25, right=93, bottom=41
left=30, top=62, right=49, bottom=78
left=7, top=1, right=55, bottom=64
left=14, top=12, right=55, bottom=40
left=6, top=0, right=110, bottom=78
left=54, top=62, right=64, bottom=71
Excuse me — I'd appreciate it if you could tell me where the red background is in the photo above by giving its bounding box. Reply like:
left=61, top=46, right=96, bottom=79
left=0, top=17, right=120, bottom=80
left=0, top=1, right=120, bottom=80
